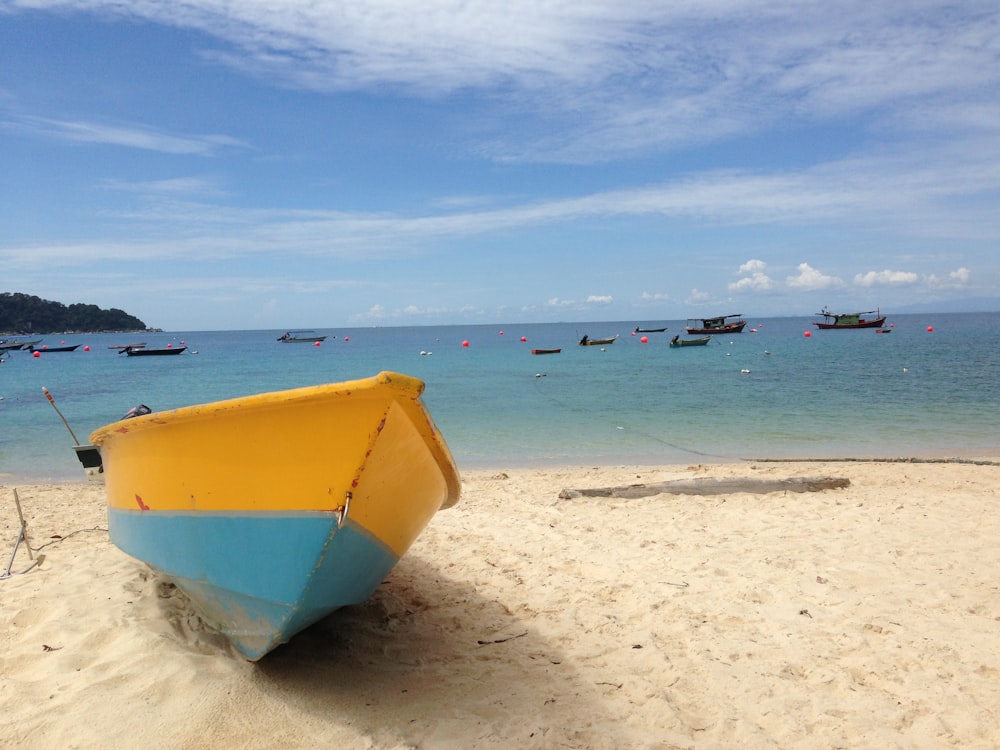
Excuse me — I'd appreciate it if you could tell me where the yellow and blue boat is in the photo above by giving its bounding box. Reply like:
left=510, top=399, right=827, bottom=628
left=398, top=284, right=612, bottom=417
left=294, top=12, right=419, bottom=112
left=89, top=371, right=460, bottom=661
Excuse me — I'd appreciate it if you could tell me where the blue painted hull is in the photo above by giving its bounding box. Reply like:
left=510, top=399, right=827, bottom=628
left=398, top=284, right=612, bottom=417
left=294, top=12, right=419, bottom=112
left=109, top=507, right=398, bottom=660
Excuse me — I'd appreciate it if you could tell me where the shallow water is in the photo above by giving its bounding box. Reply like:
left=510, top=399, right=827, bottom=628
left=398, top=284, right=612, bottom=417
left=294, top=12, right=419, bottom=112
left=2, top=313, right=999, bottom=481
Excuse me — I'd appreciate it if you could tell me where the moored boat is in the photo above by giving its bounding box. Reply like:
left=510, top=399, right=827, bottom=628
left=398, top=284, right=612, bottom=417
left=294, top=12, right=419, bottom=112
left=531, top=348, right=562, bottom=355
left=813, top=308, right=886, bottom=330
left=88, top=371, right=460, bottom=660
left=579, top=334, right=619, bottom=346
left=0, top=337, right=42, bottom=351
left=120, top=345, right=186, bottom=356
left=669, top=335, right=711, bottom=347
left=277, top=330, right=327, bottom=343
left=685, top=314, right=746, bottom=335
left=634, top=326, right=667, bottom=333
left=27, top=343, right=81, bottom=353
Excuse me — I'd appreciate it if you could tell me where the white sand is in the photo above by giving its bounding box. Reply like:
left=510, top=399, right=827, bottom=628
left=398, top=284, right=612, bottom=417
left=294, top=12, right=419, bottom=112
left=2, top=461, right=998, bottom=749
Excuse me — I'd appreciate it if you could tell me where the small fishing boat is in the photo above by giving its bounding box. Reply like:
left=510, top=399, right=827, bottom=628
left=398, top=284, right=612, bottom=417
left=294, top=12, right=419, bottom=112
left=120, top=345, right=186, bottom=356
left=685, top=314, right=746, bottom=335
left=813, top=308, right=886, bottom=330
left=531, top=348, right=562, bottom=355
left=634, top=326, right=667, bottom=333
left=0, top=337, right=42, bottom=351
left=88, top=371, right=460, bottom=660
left=875, top=328, right=892, bottom=334
left=277, top=330, right=327, bottom=343
left=108, top=343, right=147, bottom=350
left=579, top=334, right=619, bottom=346
left=669, top=335, right=711, bottom=347
left=27, top=344, right=81, bottom=353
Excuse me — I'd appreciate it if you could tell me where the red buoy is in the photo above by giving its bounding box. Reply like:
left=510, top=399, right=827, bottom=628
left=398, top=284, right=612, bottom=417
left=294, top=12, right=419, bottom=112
left=462, top=340, right=470, bottom=348
left=640, top=336, right=648, bottom=344
left=804, top=330, right=811, bottom=337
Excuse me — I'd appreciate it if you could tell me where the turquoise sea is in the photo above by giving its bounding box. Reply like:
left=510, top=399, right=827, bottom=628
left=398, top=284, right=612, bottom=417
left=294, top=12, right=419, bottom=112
left=2, top=312, right=999, bottom=482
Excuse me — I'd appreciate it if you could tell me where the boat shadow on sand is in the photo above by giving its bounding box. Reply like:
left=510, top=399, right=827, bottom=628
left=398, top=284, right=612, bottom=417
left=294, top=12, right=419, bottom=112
left=156, top=553, right=615, bottom=745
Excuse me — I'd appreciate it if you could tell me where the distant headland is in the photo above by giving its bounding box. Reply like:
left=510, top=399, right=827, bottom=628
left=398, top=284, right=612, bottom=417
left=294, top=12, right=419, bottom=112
left=0, top=292, right=152, bottom=334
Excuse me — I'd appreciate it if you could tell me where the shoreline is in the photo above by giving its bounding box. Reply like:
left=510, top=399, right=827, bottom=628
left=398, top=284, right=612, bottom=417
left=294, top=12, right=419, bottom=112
left=3, top=460, right=999, bottom=748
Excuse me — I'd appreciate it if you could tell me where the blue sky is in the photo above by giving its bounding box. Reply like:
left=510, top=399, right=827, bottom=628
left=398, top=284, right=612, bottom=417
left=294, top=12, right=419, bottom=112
left=2, top=1, right=998, bottom=331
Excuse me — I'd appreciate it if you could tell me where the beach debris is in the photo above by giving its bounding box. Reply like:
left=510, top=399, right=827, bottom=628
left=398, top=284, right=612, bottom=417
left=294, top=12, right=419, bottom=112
left=477, top=631, right=527, bottom=646
left=558, top=476, right=851, bottom=499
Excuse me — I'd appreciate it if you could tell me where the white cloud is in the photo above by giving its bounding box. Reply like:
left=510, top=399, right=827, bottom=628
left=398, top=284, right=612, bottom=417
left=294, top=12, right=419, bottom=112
left=729, top=273, right=774, bottom=292
left=738, top=259, right=767, bottom=275
left=13, top=2, right=998, bottom=162
left=927, top=266, right=972, bottom=288
left=786, top=263, right=843, bottom=290
left=587, top=295, right=613, bottom=304
left=853, top=269, right=919, bottom=287
left=8, top=115, right=246, bottom=155
left=546, top=297, right=576, bottom=307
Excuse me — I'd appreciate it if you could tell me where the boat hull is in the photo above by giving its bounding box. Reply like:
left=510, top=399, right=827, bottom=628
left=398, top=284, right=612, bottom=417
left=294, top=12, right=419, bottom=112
left=814, top=317, right=886, bottom=329
left=122, top=346, right=186, bottom=356
left=531, top=348, right=561, bottom=355
left=579, top=335, right=618, bottom=346
left=90, top=371, right=460, bottom=660
left=669, top=337, right=711, bottom=347
left=685, top=321, right=746, bottom=335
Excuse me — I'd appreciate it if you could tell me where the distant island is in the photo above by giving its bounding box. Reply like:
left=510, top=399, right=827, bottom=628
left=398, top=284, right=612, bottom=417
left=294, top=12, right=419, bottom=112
left=0, top=292, right=149, bottom=334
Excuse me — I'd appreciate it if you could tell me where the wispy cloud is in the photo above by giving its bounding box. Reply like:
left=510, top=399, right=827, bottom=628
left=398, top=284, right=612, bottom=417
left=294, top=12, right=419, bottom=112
left=4, top=115, right=247, bottom=155
left=11, top=1, right=1000, bottom=162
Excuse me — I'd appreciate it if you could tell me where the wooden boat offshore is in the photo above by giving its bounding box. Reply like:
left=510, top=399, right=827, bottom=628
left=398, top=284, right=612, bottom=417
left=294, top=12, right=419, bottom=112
left=669, top=335, right=711, bottom=347
left=813, top=308, right=886, bottom=329
left=89, top=371, right=461, bottom=660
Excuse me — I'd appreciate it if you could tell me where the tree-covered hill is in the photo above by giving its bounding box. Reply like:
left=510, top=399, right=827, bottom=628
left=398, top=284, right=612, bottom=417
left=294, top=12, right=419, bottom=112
left=0, top=292, right=148, bottom=334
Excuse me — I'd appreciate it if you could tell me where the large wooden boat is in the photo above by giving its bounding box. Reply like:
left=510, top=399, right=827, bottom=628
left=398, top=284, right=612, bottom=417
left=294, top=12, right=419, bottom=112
left=685, top=315, right=747, bottom=335
left=88, top=371, right=460, bottom=660
left=813, top=308, right=886, bottom=330
left=578, top=334, right=619, bottom=346
left=669, top=335, right=711, bottom=347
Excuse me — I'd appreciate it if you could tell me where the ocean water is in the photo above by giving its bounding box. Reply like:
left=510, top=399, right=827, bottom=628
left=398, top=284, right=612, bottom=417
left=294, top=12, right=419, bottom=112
left=2, top=313, right=999, bottom=482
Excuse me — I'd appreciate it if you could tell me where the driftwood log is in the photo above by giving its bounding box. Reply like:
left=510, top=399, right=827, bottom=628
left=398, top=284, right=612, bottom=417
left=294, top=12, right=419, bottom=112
left=558, top=476, right=850, bottom=500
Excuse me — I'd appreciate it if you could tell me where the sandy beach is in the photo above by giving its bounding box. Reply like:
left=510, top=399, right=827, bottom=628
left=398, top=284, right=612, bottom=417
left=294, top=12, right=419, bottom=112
left=2, top=460, right=998, bottom=749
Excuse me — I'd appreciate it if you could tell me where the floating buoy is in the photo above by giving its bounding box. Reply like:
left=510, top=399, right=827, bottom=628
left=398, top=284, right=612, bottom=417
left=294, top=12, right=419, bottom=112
left=640, top=336, right=648, bottom=344
left=343, top=337, right=350, bottom=342
left=740, top=369, right=750, bottom=374
left=926, top=326, right=934, bottom=332
left=804, top=331, right=811, bottom=337
left=498, top=330, right=504, bottom=336
left=83, top=345, right=90, bottom=351
left=520, top=336, right=527, bottom=342
left=462, top=340, right=470, bottom=348
left=314, top=341, right=321, bottom=346
left=33, top=351, right=40, bottom=358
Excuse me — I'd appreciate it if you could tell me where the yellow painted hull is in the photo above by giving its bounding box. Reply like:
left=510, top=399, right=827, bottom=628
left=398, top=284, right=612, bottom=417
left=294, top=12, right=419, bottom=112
left=89, top=371, right=460, bottom=658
